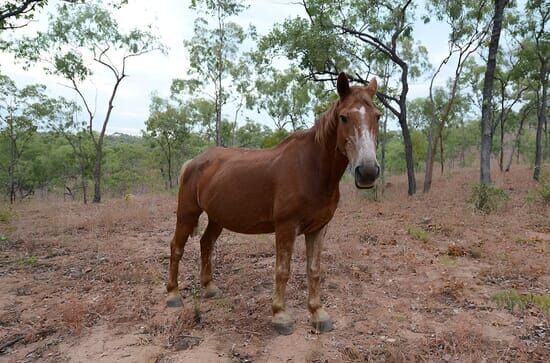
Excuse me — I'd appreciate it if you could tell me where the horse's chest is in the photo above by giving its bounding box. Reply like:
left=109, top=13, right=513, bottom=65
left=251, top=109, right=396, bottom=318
left=299, top=199, right=338, bottom=234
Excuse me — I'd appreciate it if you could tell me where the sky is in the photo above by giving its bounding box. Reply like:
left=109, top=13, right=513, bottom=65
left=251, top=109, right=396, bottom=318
left=0, top=0, right=453, bottom=135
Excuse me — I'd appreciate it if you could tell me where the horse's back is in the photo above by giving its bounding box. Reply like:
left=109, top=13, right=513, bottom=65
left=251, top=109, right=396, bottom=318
left=181, top=147, right=281, bottom=233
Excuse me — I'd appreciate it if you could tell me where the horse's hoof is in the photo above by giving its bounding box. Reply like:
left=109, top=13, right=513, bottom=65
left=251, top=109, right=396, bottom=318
left=311, top=308, right=333, bottom=332
left=312, top=318, right=333, bottom=332
left=272, top=321, right=294, bottom=335
left=166, top=291, right=183, bottom=308
left=272, top=312, right=294, bottom=335
left=203, top=283, right=221, bottom=299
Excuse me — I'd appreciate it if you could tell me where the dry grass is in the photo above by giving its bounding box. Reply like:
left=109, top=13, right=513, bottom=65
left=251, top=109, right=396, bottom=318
left=1, top=165, right=548, bottom=362
left=8, top=194, right=174, bottom=241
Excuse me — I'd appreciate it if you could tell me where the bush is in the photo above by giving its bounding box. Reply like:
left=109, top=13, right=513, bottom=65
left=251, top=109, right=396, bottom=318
left=528, top=172, right=550, bottom=205
left=468, top=183, right=509, bottom=213
left=407, top=225, right=430, bottom=243
left=491, top=289, right=550, bottom=315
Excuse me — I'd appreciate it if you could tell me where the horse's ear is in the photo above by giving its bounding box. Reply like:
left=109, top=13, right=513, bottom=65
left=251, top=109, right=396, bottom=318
left=366, top=77, right=378, bottom=98
left=337, top=72, right=350, bottom=98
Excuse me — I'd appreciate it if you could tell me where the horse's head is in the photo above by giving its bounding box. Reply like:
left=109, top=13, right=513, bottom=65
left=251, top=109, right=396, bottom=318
left=335, top=72, right=381, bottom=189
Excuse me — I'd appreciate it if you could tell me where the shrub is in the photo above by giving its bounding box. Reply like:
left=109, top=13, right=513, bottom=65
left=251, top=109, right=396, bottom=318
left=527, top=172, right=550, bottom=205
left=407, top=225, right=430, bottom=243
left=491, top=289, right=550, bottom=315
left=468, top=183, right=509, bottom=213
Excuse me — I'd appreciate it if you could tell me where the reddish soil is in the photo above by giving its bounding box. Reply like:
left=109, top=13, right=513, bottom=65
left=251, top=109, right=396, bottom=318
left=0, top=166, right=548, bottom=362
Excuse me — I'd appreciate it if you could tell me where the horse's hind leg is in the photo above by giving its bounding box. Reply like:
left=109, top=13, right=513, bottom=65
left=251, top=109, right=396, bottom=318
left=166, top=213, right=199, bottom=307
left=200, top=220, right=223, bottom=298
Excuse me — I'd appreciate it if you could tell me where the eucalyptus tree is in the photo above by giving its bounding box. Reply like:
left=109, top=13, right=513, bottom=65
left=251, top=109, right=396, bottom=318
left=521, top=0, right=549, bottom=181
left=176, top=0, right=251, bottom=147
left=492, top=46, right=530, bottom=172
left=422, top=0, right=492, bottom=192
left=40, top=97, right=94, bottom=203
left=254, top=67, right=326, bottom=131
left=480, top=0, right=509, bottom=185
left=0, top=74, right=46, bottom=203
left=0, top=0, right=46, bottom=31
left=14, top=1, right=163, bottom=202
left=144, top=95, right=191, bottom=189
left=259, top=0, right=430, bottom=195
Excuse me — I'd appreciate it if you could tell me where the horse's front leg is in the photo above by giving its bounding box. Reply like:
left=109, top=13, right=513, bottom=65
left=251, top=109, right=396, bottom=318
left=271, top=224, right=296, bottom=335
left=305, top=225, right=333, bottom=332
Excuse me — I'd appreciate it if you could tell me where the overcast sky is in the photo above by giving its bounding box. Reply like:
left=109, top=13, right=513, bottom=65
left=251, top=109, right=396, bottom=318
left=1, top=0, right=453, bottom=135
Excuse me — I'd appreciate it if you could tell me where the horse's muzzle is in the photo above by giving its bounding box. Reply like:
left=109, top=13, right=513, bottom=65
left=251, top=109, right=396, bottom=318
left=354, top=164, right=380, bottom=189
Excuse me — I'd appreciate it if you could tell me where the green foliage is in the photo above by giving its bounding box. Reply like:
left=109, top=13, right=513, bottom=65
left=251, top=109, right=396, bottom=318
left=527, top=172, right=550, bottom=205
left=261, top=128, right=289, bottom=148
left=384, top=129, right=428, bottom=175
left=0, top=207, right=12, bottom=224
left=491, top=289, right=550, bottom=315
left=407, top=225, right=430, bottom=243
left=0, top=0, right=47, bottom=31
left=255, top=67, right=325, bottom=130
left=19, top=255, right=38, bottom=267
left=469, top=184, right=509, bottom=213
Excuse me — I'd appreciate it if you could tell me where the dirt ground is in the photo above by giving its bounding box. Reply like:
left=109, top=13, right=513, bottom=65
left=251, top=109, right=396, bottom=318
left=0, top=166, right=548, bottom=362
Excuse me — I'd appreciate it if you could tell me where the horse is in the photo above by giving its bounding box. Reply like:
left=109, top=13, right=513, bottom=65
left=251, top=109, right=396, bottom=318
left=165, top=72, right=381, bottom=335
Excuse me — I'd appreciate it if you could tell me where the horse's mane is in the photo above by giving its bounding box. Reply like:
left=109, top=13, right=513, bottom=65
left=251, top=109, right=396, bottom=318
left=313, top=100, right=339, bottom=146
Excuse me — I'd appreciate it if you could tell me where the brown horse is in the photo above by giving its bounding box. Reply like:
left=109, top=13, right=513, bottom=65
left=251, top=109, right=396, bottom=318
left=165, top=73, right=381, bottom=335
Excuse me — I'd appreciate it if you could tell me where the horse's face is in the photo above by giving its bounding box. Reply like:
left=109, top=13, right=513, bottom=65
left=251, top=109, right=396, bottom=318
left=335, top=73, right=381, bottom=189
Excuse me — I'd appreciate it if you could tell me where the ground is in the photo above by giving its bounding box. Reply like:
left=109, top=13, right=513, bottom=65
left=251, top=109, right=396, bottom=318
left=0, top=166, right=548, bottom=362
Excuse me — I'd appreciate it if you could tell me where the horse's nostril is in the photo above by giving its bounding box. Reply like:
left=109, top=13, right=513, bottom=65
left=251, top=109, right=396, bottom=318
left=355, top=166, right=362, bottom=178
left=376, top=165, right=380, bottom=177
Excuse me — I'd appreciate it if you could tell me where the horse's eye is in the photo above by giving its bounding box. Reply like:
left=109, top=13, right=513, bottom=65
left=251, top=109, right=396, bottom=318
left=340, top=115, right=348, bottom=123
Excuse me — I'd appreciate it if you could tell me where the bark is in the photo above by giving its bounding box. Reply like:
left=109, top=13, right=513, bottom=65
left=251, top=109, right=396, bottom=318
left=215, top=5, right=224, bottom=147
left=534, top=60, right=548, bottom=181
left=505, top=106, right=529, bottom=172
left=167, top=138, right=173, bottom=189
left=480, top=0, right=508, bottom=185
left=92, top=76, right=123, bottom=203
left=80, top=161, right=88, bottom=204
left=92, top=138, right=104, bottom=203
left=397, top=62, right=416, bottom=195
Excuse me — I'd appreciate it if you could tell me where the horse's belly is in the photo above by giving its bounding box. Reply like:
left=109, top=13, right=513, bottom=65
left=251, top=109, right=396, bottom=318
left=218, top=219, right=275, bottom=234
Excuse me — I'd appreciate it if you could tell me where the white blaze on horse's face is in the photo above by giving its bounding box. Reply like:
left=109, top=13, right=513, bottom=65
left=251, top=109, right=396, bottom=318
left=342, top=103, right=380, bottom=189
left=353, top=106, right=378, bottom=168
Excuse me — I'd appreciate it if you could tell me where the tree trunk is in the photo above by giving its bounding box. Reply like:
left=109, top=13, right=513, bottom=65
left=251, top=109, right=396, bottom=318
left=398, top=63, right=416, bottom=196
left=80, top=161, right=88, bottom=204
left=480, top=0, right=507, bottom=185
left=91, top=76, right=123, bottom=203
left=439, top=133, right=444, bottom=173
left=534, top=61, right=548, bottom=181
left=216, top=80, right=222, bottom=146
left=92, top=139, right=103, bottom=203
left=167, top=141, right=173, bottom=189
left=505, top=107, right=528, bottom=172
left=381, top=110, right=388, bottom=179
left=424, top=130, right=435, bottom=193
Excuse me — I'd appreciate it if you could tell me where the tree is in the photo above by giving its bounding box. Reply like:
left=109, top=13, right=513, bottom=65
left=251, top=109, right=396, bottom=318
left=0, top=73, right=46, bottom=203
left=14, top=1, right=163, bottom=202
left=480, top=0, right=509, bottom=185
left=255, top=67, right=325, bottom=131
left=0, top=0, right=46, bottom=31
left=522, top=0, right=549, bottom=181
left=144, top=96, right=191, bottom=189
left=422, top=0, right=492, bottom=192
left=41, top=97, right=94, bottom=203
left=177, top=0, right=249, bottom=147
left=259, top=0, right=430, bottom=195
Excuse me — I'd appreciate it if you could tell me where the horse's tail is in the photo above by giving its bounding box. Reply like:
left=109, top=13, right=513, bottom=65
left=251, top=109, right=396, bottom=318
left=177, top=159, right=199, bottom=237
